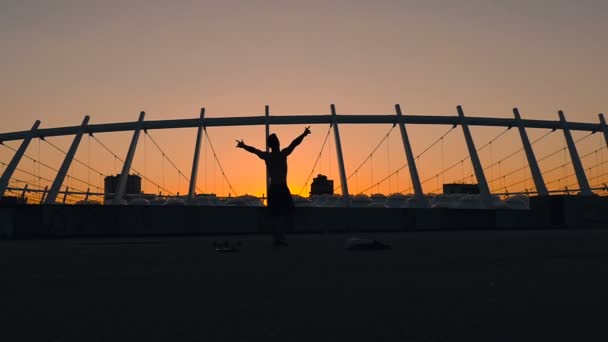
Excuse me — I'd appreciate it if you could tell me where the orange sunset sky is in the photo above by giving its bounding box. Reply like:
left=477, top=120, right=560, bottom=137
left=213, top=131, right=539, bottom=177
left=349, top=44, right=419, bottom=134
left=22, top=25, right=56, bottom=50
left=1, top=0, right=607, bottom=202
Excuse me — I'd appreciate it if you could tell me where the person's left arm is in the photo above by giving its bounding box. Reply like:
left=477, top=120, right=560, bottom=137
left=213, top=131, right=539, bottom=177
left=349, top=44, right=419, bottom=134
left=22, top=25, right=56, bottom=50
left=282, top=126, right=311, bottom=156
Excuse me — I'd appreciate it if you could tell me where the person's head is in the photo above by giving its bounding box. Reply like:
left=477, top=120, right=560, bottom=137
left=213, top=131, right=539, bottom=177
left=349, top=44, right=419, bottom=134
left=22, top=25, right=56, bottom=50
left=268, top=133, right=280, bottom=152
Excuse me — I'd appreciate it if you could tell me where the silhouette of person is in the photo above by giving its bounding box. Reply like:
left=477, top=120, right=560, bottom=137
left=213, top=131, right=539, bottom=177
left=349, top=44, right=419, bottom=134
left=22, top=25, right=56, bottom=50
left=236, top=127, right=311, bottom=246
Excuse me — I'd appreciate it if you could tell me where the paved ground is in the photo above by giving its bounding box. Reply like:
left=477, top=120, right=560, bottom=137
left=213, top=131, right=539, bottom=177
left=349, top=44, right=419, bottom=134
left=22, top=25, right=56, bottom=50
left=1, top=229, right=608, bottom=341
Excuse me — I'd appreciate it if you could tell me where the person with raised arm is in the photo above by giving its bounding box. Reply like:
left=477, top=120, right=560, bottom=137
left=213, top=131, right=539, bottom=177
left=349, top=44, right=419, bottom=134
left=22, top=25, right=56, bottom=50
left=236, top=126, right=311, bottom=246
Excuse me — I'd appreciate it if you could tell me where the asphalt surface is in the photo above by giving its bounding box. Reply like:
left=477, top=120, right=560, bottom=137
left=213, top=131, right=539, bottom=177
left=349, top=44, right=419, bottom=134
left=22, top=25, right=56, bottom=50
left=1, top=229, right=608, bottom=341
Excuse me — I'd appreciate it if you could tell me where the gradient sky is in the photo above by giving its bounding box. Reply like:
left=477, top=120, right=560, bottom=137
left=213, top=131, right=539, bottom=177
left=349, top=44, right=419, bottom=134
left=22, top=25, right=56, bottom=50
left=1, top=0, right=607, bottom=201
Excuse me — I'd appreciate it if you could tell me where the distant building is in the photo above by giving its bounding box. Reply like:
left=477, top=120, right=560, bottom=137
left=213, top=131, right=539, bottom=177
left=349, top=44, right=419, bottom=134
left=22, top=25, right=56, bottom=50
left=0, top=196, right=27, bottom=205
left=195, top=193, right=217, bottom=197
left=310, top=174, right=334, bottom=196
left=443, top=183, right=480, bottom=195
left=104, top=174, right=142, bottom=200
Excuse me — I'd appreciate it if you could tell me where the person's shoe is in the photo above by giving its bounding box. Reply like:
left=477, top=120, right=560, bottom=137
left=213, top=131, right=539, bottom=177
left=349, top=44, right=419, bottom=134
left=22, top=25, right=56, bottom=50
left=273, top=239, right=288, bottom=247
left=214, top=240, right=240, bottom=252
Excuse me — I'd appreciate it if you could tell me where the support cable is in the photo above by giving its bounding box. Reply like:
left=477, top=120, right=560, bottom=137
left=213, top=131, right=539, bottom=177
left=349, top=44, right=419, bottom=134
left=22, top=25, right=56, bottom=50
left=42, top=138, right=106, bottom=178
left=451, top=127, right=511, bottom=184
left=338, top=125, right=396, bottom=193
left=398, top=126, right=457, bottom=193
left=358, top=163, right=409, bottom=195
left=485, top=129, right=556, bottom=186
left=144, top=131, right=192, bottom=187
left=90, top=134, right=174, bottom=196
left=414, top=126, right=456, bottom=161
left=551, top=148, right=608, bottom=189
left=204, top=128, right=238, bottom=196
left=427, top=127, right=525, bottom=193
left=298, top=125, right=332, bottom=196
left=366, top=126, right=458, bottom=194
left=41, top=138, right=105, bottom=191
left=1, top=147, right=95, bottom=193
left=1, top=142, right=59, bottom=173
left=498, top=147, right=607, bottom=195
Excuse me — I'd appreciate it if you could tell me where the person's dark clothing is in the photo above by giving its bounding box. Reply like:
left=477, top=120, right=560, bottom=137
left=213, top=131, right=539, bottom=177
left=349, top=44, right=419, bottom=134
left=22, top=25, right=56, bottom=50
left=264, top=150, right=289, bottom=184
left=259, top=150, right=295, bottom=216
left=240, top=132, right=306, bottom=217
left=268, top=183, right=295, bottom=216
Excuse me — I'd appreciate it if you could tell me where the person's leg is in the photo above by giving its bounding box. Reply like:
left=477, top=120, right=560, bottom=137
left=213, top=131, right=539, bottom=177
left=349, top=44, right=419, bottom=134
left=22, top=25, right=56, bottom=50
left=288, top=212, right=295, bottom=233
left=271, top=185, right=291, bottom=246
left=273, top=215, right=288, bottom=245
left=267, top=213, right=280, bottom=243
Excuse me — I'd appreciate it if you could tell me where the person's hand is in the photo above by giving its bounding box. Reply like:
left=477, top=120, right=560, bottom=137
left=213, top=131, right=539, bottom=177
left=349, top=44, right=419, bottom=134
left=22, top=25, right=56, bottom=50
left=303, top=126, right=311, bottom=137
left=235, top=139, right=245, bottom=148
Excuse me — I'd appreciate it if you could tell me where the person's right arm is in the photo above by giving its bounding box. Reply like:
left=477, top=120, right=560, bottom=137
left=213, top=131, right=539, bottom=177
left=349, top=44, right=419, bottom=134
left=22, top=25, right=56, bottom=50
left=236, top=140, right=266, bottom=160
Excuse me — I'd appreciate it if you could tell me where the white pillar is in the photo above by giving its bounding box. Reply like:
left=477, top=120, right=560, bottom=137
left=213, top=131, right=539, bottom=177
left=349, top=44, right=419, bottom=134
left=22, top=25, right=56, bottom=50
left=395, top=104, right=427, bottom=207
left=330, top=104, right=350, bottom=207
left=558, top=111, right=592, bottom=196
left=113, top=112, right=145, bottom=204
left=457, top=106, right=492, bottom=208
left=188, top=108, right=205, bottom=201
left=20, top=184, right=28, bottom=201
left=0, top=120, right=41, bottom=199
left=265, top=105, right=270, bottom=201
left=513, top=108, right=548, bottom=196
left=62, top=187, right=69, bottom=204
left=39, top=186, right=48, bottom=204
left=599, top=113, right=608, bottom=147
left=45, top=116, right=90, bottom=204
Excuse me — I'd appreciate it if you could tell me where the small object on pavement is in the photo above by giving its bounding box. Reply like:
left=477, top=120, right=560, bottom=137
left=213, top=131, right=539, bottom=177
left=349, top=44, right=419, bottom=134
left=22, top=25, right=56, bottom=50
left=213, top=240, right=242, bottom=252
left=273, top=239, right=288, bottom=248
left=345, top=237, right=391, bottom=250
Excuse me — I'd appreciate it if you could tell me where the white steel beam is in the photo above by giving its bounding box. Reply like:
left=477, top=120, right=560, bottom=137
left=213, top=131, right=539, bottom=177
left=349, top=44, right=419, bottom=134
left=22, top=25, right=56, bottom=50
left=188, top=108, right=205, bottom=201
left=395, top=104, right=427, bottom=207
left=20, top=184, right=28, bottom=201
left=0, top=115, right=603, bottom=143
left=113, top=112, right=145, bottom=204
left=0, top=120, right=41, bottom=199
left=39, top=186, right=48, bottom=204
left=457, top=106, right=492, bottom=208
left=265, top=105, right=270, bottom=201
left=331, top=104, right=350, bottom=207
left=599, top=113, right=608, bottom=147
left=513, top=108, right=548, bottom=196
left=558, top=111, right=592, bottom=196
left=62, top=187, right=69, bottom=204
left=45, top=116, right=90, bottom=204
